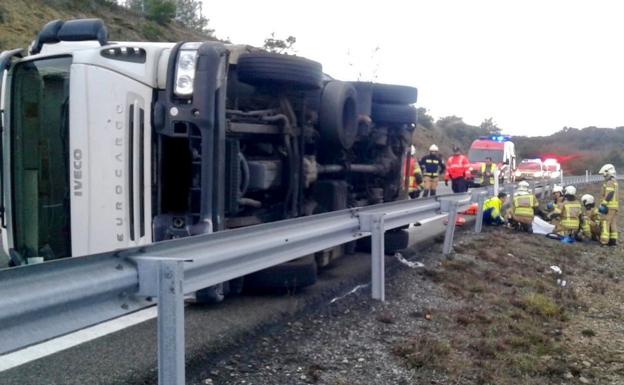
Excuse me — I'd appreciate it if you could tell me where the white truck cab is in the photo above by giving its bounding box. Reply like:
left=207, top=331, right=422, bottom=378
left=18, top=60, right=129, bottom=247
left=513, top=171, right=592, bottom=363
left=1, top=19, right=418, bottom=297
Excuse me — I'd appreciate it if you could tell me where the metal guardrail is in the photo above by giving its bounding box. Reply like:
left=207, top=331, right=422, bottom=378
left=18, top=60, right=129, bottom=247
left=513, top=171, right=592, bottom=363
left=0, top=174, right=615, bottom=384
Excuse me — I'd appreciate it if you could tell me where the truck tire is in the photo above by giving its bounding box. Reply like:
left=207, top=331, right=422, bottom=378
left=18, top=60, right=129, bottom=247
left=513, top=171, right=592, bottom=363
left=196, top=283, right=227, bottom=304
left=372, top=83, right=418, bottom=104
left=244, top=255, right=318, bottom=289
left=237, top=52, right=323, bottom=90
left=371, top=103, right=418, bottom=124
left=319, top=81, right=358, bottom=149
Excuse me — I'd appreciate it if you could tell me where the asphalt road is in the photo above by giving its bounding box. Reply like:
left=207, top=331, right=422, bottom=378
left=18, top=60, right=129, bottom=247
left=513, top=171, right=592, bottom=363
left=0, top=218, right=452, bottom=385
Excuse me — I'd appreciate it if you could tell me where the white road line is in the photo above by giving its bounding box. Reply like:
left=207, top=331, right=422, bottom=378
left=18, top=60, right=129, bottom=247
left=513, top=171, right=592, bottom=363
left=0, top=306, right=157, bottom=372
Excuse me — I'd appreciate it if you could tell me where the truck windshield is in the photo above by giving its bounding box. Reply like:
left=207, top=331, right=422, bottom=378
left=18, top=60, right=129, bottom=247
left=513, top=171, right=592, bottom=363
left=468, top=149, right=504, bottom=163
left=10, top=56, right=72, bottom=261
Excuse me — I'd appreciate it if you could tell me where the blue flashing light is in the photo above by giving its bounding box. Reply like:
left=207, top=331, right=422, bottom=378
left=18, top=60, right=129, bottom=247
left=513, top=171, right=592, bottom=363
left=488, top=135, right=511, bottom=142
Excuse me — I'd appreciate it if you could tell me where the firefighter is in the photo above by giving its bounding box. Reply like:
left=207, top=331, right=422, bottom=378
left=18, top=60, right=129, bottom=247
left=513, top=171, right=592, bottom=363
left=544, top=184, right=564, bottom=223
left=483, top=192, right=508, bottom=226
left=445, top=145, right=470, bottom=193
left=580, top=194, right=601, bottom=241
left=507, top=181, right=539, bottom=232
left=408, top=145, right=424, bottom=199
left=556, top=185, right=583, bottom=238
left=419, top=144, right=445, bottom=197
left=598, top=164, right=619, bottom=246
left=480, top=157, right=498, bottom=186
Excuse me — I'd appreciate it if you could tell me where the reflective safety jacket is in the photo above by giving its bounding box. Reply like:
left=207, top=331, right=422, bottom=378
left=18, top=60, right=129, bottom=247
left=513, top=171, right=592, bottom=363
left=512, top=193, right=538, bottom=218
left=479, top=163, right=498, bottom=186
left=445, top=154, right=470, bottom=180
left=483, top=196, right=504, bottom=221
left=560, top=200, right=582, bottom=230
left=408, top=158, right=423, bottom=192
left=419, top=154, right=445, bottom=177
left=581, top=207, right=601, bottom=238
left=601, top=179, right=619, bottom=210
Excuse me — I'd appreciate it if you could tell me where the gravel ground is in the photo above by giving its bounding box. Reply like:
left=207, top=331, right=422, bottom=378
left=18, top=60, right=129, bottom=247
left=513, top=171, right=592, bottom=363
left=191, top=185, right=624, bottom=385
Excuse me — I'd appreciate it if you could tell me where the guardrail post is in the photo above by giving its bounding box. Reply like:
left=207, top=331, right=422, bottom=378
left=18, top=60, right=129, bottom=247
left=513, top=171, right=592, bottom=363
left=158, top=260, right=186, bottom=385
left=359, top=213, right=386, bottom=301
left=493, top=169, right=500, bottom=194
left=135, top=257, right=189, bottom=385
left=475, top=193, right=486, bottom=233
left=441, top=199, right=459, bottom=256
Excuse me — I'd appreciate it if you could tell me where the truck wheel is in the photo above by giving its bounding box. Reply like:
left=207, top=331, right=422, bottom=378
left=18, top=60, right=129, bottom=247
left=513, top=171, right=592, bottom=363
left=319, top=81, right=358, bottom=149
left=237, top=52, right=323, bottom=90
left=244, top=255, right=318, bottom=289
left=195, top=283, right=227, bottom=304
left=372, top=83, right=418, bottom=104
left=371, top=103, right=418, bottom=124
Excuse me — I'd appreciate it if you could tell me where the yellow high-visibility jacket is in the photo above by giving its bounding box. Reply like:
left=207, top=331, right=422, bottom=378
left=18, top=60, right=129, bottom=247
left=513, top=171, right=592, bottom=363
left=581, top=207, right=600, bottom=238
left=560, top=200, right=582, bottom=230
left=512, top=193, right=538, bottom=218
left=483, top=196, right=504, bottom=220
left=602, top=179, right=619, bottom=210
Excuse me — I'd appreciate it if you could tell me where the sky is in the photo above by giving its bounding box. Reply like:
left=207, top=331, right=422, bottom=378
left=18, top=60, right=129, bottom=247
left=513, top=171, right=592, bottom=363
left=202, top=0, right=624, bottom=137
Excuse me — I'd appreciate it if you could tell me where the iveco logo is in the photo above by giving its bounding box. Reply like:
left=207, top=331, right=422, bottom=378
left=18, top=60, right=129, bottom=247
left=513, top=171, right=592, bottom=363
left=73, top=149, right=83, bottom=197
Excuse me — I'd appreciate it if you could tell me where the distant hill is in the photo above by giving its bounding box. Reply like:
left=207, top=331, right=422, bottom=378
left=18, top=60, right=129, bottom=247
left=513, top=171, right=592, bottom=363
left=412, top=109, right=624, bottom=175
left=0, top=0, right=213, bottom=51
left=514, top=127, right=624, bottom=175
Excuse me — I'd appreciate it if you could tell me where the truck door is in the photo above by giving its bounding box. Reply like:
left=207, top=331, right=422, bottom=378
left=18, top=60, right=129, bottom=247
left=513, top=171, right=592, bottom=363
left=70, top=64, right=153, bottom=257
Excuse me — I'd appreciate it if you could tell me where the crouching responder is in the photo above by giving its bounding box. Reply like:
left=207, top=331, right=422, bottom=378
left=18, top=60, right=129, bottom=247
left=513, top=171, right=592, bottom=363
left=556, top=186, right=583, bottom=238
left=581, top=194, right=601, bottom=241
left=408, top=146, right=424, bottom=199
left=508, top=181, right=539, bottom=232
left=419, top=144, right=445, bottom=197
left=543, top=185, right=564, bottom=224
left=599, top=164, right=619, bottom=246
left=483, top=192, right=508, bottom=225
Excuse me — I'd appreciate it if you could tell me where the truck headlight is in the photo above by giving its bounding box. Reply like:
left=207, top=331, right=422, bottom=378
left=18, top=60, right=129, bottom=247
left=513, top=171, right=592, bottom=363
left=174, top=44, right=199, bottom=97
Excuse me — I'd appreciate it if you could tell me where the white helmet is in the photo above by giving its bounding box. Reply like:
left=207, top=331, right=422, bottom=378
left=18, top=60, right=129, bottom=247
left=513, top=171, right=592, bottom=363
left=429, top=144, right=439, bottom=152
left=553, top=185, right=563, bottom=194
left=517, top=181, right=530, bottom=191
left=410, top=145, right=416, bottom=156
left=581, top=194, right=595, bottom=206
left=598, top=163, right=616, bottom=178
left=564, top=185, right=576, bottom=196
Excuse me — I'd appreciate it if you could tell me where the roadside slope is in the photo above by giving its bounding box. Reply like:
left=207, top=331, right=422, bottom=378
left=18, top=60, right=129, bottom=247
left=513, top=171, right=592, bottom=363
left=0, top=0, right=213, bottom=51
left=192, top=184, right=623, bottom=385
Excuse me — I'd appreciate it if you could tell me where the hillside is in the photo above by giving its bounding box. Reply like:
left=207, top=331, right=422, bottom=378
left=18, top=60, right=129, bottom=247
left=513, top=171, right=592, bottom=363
left=0, top=0, right=213, bottom=51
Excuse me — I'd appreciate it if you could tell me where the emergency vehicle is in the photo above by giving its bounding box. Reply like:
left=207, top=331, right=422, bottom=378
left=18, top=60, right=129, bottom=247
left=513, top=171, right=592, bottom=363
left=515, top=158, right=545, bottom=180
left=467, top=135, right=517, bottom=186
left=543, top=158, right=562, bottom=179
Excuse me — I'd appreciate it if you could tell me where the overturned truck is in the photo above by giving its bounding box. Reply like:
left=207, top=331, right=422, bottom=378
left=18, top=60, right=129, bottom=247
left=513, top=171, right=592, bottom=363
left=0, top=19, right=418, bottom=300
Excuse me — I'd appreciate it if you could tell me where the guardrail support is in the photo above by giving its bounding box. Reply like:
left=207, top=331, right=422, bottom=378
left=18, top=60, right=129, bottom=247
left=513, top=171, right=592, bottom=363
left=136, top=257, right=189, bottom=385
left=359, top=213, right=386, bottom=301
left=475, top=193, right=486, bottom=233
left=441, top=199, right=459, bottom=256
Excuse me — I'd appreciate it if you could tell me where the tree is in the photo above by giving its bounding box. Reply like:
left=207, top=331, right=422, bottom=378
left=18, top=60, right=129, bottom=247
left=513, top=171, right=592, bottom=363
left=479, top=117, right=501, bottom=135
left=126, top=0, right=144, bottom=12
left=144, top=0, right=176, bottom=24
left=175, top=0, right=213, bottom=34
left=263, top=33, right=297, bottom=54
left=416, top=107, right=434, bottom=129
